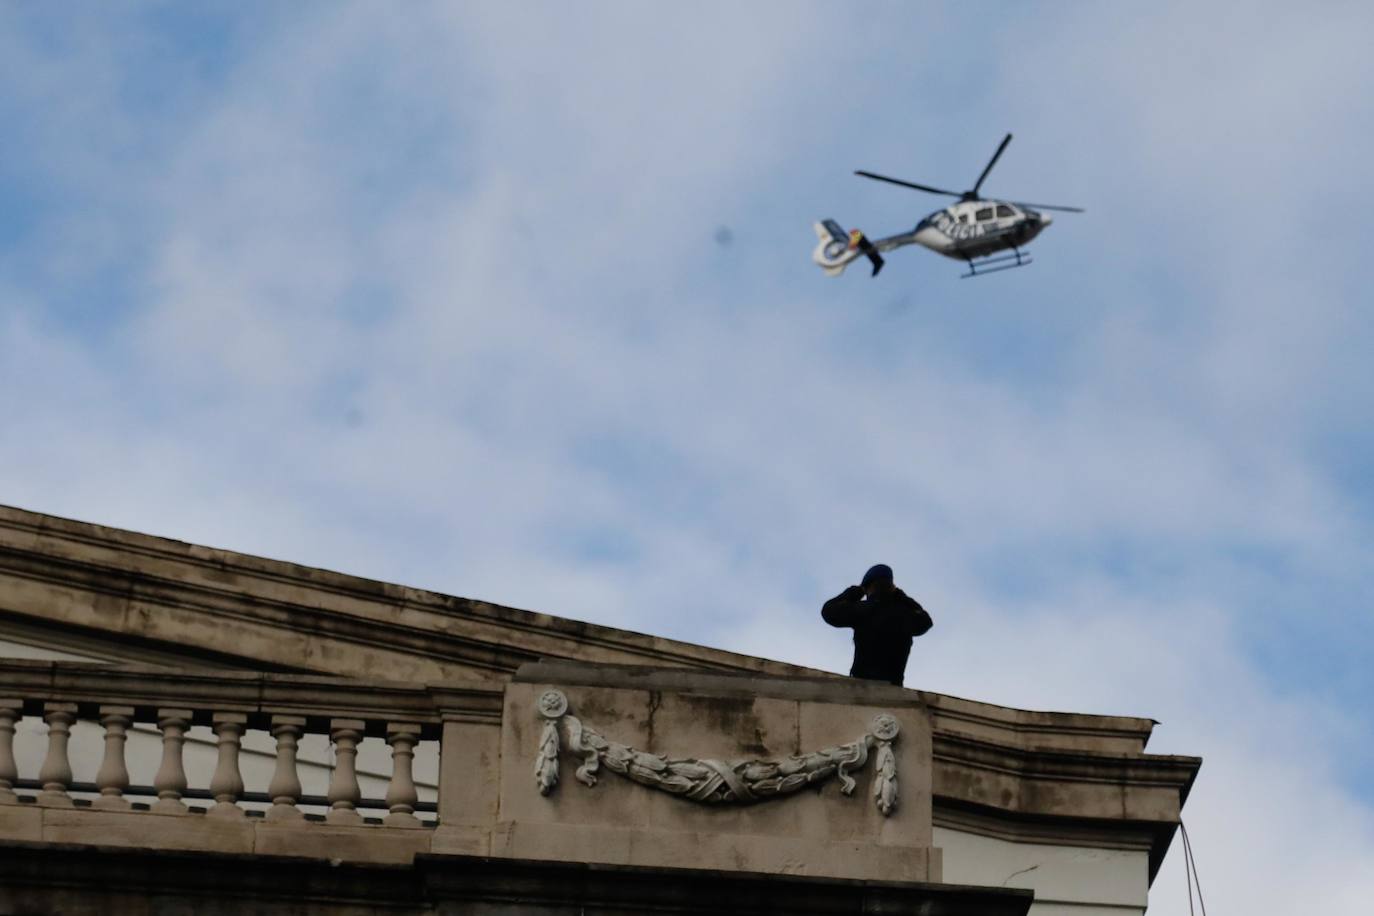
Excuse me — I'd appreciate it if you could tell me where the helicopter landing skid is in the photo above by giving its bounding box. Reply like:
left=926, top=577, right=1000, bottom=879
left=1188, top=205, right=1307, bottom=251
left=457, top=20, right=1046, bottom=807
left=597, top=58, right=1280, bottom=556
left=961, top=248, right=1032, bottom=279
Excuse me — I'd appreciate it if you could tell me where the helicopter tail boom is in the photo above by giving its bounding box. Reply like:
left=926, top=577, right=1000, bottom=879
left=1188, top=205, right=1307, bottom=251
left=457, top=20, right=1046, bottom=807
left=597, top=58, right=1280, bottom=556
left=812, top=220, right=884, bottom=277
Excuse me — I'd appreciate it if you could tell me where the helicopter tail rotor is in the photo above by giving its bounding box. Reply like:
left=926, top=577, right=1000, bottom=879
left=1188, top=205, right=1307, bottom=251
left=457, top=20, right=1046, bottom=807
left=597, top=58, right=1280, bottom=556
left=812, top=220, right=883, bottom=277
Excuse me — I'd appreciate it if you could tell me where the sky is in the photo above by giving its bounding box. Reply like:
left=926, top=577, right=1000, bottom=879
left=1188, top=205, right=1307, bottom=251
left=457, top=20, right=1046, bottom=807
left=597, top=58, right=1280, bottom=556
left=1, top=2, right=1372, bottom=911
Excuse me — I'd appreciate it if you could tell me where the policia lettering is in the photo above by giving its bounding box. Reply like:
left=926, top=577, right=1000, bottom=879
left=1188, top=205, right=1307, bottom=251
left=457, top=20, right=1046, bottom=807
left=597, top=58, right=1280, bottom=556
left=931, top=210, right=989, bottom=241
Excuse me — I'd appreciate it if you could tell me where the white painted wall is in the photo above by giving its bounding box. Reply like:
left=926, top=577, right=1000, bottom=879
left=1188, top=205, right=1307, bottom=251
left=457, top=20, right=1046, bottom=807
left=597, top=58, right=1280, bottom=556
left=935, top=826, right=1149, bottom=915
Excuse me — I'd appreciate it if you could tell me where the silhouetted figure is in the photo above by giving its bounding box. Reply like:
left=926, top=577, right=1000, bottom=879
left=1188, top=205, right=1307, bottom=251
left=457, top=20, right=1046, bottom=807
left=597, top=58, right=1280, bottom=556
left=822, top=564, right=933, bottom=687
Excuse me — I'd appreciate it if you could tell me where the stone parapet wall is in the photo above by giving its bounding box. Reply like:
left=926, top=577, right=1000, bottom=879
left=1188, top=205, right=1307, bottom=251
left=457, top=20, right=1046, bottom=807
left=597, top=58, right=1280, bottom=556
left=495, top=663, right=935, bottom=881
left=0, top=659, right=943, bottom=879
left=0, top=657, right=1199, bottom=886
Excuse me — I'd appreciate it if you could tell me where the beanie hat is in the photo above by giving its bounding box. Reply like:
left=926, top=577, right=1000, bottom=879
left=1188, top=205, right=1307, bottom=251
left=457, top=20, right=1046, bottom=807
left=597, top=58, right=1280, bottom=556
left=861, top=564, right=893, bottom=587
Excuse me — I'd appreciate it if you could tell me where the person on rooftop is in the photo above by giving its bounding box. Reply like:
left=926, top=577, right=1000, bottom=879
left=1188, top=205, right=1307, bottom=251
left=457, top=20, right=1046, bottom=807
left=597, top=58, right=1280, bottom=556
left=821, top=564, right=933, bottom=687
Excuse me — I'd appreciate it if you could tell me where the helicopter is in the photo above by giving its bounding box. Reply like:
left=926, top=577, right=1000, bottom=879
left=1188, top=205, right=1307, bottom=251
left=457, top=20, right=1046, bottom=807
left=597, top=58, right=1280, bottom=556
left=812, top=133, right=1083, bottom=279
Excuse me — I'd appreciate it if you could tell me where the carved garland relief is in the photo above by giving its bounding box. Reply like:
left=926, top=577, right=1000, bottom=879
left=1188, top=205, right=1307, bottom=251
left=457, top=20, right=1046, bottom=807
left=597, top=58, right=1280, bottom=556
left=533, top=689, right=900, bottom=816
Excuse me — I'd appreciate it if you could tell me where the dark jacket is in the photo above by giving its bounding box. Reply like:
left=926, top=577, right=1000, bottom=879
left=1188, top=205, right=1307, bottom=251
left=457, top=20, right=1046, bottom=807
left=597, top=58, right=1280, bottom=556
left=821, top=586, right=933, bottom=686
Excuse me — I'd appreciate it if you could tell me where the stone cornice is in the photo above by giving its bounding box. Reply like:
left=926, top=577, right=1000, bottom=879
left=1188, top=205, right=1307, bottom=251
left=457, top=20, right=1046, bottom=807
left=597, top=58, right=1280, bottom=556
left=933, top=731, right=1200, bottom=809
left=0, top=504, right=816, bottom=681
left=930, top=729, right=1199, bottom=882
left=922, top=691, right=1157, bottom=755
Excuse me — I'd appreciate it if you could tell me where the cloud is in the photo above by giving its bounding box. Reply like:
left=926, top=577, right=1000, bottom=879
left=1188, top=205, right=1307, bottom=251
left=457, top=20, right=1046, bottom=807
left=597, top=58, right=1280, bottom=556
left=2, top=2, right=1373, bottom=913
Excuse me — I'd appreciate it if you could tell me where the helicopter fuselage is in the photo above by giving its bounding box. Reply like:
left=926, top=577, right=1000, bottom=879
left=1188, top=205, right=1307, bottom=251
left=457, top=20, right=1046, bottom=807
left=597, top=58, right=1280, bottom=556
left=909, top=199, right=1051, bottom=260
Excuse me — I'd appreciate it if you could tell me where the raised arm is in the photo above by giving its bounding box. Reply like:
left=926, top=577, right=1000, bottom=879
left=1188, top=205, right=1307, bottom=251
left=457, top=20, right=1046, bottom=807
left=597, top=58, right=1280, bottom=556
left=821, top=585, right=868, bottom=628
left=894, top=589, right=934, bottom=637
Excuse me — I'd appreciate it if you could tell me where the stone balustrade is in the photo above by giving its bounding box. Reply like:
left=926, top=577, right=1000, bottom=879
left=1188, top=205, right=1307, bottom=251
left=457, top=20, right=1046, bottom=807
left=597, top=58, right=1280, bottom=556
left=0, top=659, right=502, bottom=863
left=3, top=693, right=432, bottom=822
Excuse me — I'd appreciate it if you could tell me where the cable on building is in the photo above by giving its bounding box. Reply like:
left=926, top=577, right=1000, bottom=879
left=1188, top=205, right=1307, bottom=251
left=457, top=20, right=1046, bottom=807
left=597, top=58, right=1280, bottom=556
left=1180, top=819, right=1207, bottom=916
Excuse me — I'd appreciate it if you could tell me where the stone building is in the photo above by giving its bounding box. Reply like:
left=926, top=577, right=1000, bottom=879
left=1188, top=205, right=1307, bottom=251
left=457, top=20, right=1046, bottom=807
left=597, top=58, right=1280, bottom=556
left=0, top=505, right=1199, bottom=914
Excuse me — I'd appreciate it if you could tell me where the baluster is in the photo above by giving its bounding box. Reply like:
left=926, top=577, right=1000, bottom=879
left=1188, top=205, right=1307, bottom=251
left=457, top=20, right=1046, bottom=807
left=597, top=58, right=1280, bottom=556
left=0, top=699, right=20, bottom=804
left=93, top=705, right=134, bottom=810
left=37, top=702, right=77, bottom=807
left=208, top=712, right=247, bottom=818
left=326, top=718, right=364, bottom=825
left=384, top=722, right=422, bottom=828
left=152, top=708, right=192, bottom=814
left=266, top=715, right=306, bottom=822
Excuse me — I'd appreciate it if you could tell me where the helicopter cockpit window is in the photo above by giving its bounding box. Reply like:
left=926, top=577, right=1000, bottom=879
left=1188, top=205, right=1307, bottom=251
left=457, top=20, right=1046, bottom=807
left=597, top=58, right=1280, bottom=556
left=957, top=212, right=969, bottom=224
left=975, top=207, right=994, bottom=221
left=996, top=204, right=1014, bottom=218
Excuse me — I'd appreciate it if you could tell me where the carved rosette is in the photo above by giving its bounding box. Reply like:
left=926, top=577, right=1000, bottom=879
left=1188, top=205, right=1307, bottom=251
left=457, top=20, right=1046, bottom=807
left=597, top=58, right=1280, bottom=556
left=533, top=689, right=902, bottom=816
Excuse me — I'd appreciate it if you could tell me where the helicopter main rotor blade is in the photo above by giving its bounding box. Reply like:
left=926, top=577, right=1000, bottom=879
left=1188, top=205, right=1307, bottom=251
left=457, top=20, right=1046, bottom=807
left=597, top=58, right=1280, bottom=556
left=1011, top=201, right=1085, bottom=213
left=854, top=170, right=962, bottom=197
left=970, top=133, right=1013, bottom=197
